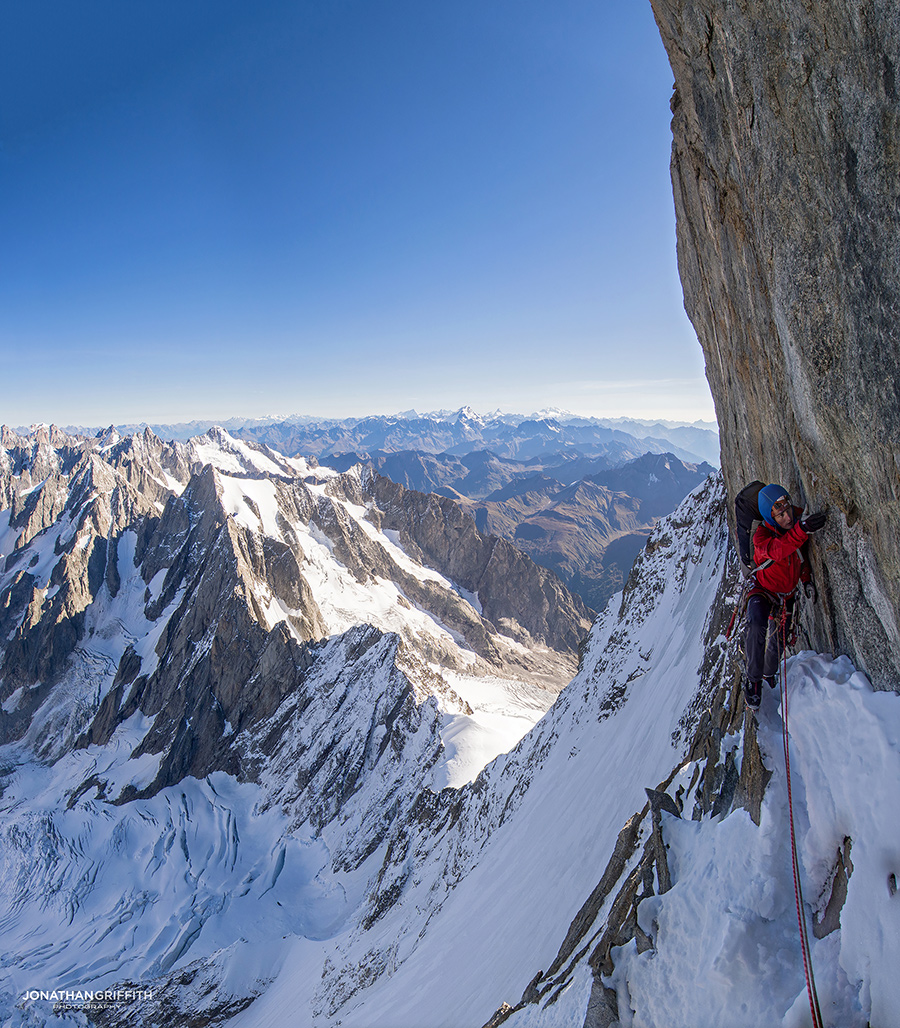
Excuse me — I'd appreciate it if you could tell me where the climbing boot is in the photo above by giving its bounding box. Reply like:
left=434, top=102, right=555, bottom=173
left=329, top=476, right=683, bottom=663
left=764, top=675, right=778, bottom=690
left=743, top=678, right=762, bottom=711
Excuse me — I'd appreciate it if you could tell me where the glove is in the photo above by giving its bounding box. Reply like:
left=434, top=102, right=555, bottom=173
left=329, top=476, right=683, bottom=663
left=804, top=581, right=817, bottom=603
left=800, top=511, right=827, bottom=533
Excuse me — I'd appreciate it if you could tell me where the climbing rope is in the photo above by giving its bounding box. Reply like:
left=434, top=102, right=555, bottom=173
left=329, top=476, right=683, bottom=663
left=779, top=606, right=825, bottom=1028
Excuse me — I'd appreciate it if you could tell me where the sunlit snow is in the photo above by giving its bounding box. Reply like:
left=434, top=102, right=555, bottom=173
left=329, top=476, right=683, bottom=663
left=2, top=436, right=897, bottom=1028
left=432, top=672, right=553, bottom=788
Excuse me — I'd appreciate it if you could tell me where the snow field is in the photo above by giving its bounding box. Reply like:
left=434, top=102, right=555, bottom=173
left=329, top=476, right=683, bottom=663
left=604, top=651, right=900, bottom=1028
left=214, top=466, right=555, bottom=777
left=189, top=433, right=288, bottom=479
left=432, top=672, right=555, bottom=789
left=0, top=750, right=347, bottom=1009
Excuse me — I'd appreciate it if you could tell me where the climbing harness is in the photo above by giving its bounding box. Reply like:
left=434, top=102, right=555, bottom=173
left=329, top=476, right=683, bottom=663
left=724, top=559, right=773, bottom=643
left=779, top=609, right=825, bottom=1028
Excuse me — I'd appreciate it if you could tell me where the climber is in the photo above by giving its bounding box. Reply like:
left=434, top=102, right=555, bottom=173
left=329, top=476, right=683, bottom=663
left=742, top=484, right=827, bottom=711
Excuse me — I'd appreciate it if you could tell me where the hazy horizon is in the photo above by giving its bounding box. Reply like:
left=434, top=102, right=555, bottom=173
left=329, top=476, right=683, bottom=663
left=6, top=406, right=719, bottom=439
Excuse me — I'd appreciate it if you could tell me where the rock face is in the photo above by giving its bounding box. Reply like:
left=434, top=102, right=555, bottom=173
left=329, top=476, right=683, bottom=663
left=366, top=474, right=593, bottom=661
left=649, top=0, right=900, bottom=688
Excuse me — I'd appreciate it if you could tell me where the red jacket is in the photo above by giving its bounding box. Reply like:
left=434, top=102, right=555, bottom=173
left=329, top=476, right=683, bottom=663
left=752, top=507, right=810, bottom=597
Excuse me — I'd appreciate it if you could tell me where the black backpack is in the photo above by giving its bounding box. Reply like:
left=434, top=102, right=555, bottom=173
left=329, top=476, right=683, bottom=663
left=734, top=481, right=766, bottom=569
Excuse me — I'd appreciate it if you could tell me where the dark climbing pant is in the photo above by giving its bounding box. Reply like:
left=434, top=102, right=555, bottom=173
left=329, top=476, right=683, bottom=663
left=745, top=595, right=794, bottom=682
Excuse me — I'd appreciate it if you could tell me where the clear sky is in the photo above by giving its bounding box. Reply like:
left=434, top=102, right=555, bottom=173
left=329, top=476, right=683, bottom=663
left=0, top=1, right=714, bottom=429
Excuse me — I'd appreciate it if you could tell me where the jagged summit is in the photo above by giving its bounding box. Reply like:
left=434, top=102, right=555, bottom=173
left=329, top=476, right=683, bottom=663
left=454, top=405, right=481, bottom=422
left=0, top=426, right=590, bottom=787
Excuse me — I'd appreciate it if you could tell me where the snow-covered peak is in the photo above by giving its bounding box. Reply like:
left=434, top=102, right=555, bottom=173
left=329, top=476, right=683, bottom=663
left=96, top=424, right=121, bottom=450
left=454, top=405, right=482, bottom=423
left=528, top=406, right=575, bottom=422
left=187, top=427, right=292, bottom=478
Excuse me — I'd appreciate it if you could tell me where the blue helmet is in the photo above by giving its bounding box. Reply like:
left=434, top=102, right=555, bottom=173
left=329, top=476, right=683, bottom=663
left=758, top=484, right=791, bottom=528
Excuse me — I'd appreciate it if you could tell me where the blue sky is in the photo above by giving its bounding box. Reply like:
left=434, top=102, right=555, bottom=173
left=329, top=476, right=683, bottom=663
left=0, top=1, right=713, bottom=429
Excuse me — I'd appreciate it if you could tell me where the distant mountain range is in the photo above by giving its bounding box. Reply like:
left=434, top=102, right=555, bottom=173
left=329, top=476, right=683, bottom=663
left=320, top=447, right=715, bottom=613
left=53, top=409, right=720, bottom=467
left=15, top=413, right=718, bottom=615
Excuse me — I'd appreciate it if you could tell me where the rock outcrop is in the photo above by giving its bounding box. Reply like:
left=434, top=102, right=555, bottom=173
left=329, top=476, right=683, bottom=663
left=365, top=474, right=593, bottom=662
left=649, top=0, right=900, bottom=689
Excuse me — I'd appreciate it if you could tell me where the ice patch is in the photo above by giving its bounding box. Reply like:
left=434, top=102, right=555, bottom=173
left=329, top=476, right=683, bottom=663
left=218, top=475, right=282, bottom=539
left=2, top=686, right=24, bottom=713
left=432, top=673, right=555, bottom=788
left=0, top=507, right=22, bottom=561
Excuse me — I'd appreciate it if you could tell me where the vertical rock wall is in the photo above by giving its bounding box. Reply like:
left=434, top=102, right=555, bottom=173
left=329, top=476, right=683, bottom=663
left=649, top=0, right=900, bottom=688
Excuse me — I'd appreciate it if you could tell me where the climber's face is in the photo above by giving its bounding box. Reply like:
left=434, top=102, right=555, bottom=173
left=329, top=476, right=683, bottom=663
left=772, top=496, right=793, bottom=529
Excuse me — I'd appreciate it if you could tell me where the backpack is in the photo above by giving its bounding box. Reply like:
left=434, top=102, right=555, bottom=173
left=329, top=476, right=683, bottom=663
left=734, top=480, right=766, bottom=569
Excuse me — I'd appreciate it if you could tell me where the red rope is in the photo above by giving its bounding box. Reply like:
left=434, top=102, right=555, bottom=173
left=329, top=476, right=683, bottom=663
left=779, top=606, right=824, bottom=1028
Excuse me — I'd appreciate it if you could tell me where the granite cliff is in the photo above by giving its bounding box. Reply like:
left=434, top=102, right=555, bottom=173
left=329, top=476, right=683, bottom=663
left=649, top=0, right=900, bottom=688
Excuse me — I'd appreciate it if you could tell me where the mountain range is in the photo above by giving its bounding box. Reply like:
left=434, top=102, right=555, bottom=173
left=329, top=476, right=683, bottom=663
left=48, top=410, right=721, bottom=467
left=19, top=413, right=718, bottom=618
left=3, top=0, right=898, bottom=1018
left=323, top=448, right=715, bottom=613
left=0, top=425, right=892, bottom=1027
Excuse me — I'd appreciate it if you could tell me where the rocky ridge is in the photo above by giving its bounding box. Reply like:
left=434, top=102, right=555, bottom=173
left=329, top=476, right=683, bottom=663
left=321, top=449, right=714, bottom=615
left=478, top=495, right=766, bottom=1026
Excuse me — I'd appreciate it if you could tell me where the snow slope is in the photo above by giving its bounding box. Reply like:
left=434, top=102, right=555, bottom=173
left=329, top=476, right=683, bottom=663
left=223, top=474, right=732, bottom=1026
left=498, top=650, right=900, bottom=1028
